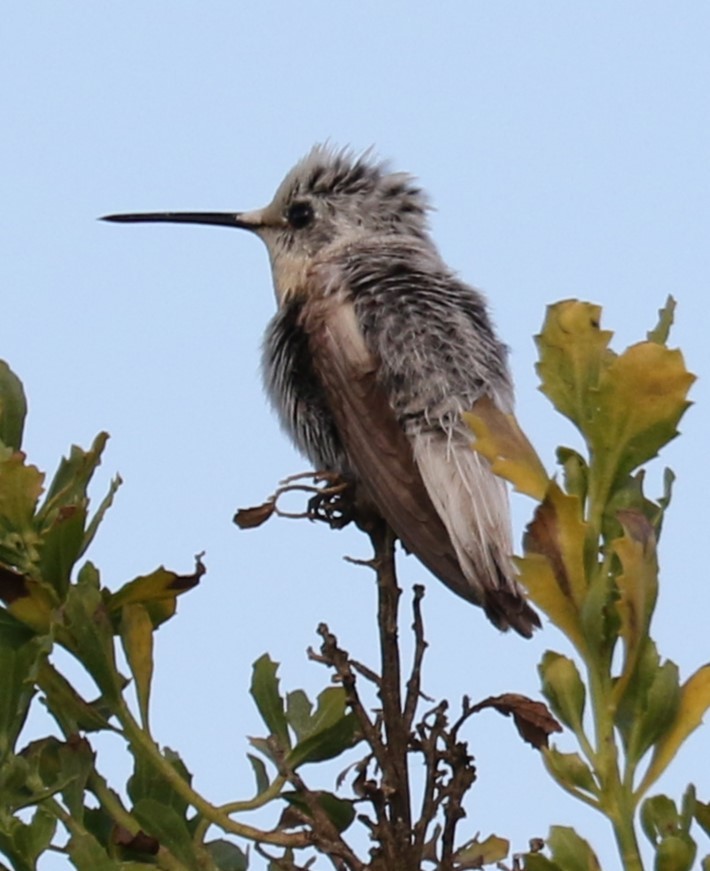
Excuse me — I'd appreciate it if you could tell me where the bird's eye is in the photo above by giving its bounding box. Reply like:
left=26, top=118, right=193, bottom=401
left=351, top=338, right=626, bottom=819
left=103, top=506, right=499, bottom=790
left=286, top=201, right=314, bottom=229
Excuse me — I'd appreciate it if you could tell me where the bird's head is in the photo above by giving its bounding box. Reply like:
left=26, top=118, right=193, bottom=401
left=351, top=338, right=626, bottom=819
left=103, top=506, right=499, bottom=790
left=102, top=145, right=432, bottom=303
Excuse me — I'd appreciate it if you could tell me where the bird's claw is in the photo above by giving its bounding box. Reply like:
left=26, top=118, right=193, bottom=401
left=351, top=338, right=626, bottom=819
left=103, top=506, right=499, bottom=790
left=307, top=478, right=354, bottom=529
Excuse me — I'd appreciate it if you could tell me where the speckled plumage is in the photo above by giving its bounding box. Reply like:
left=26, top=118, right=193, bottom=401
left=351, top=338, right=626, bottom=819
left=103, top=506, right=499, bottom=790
left=103, top=145, right=539, bottom=636
left=259, top=147, right=538, bottom=636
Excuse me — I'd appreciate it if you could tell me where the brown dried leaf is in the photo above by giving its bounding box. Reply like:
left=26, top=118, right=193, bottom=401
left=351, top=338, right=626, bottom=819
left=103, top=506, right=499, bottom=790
left=472, top=693, right=562, bottom=750
left=233, top=499, right=276, bottom=529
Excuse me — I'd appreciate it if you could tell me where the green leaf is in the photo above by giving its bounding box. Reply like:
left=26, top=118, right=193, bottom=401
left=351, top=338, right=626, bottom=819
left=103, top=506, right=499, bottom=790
left=0, top=806, right=56, bottom=871
left=62, top=578, right=121, bottom=701
left=642, top=794, right=679, bottom=845
left=132, top=798, right=198, bottom=867
left=20, top=736, right=94, bottom=821
left=615, top=641, right=681, bottom=768
left=543, top=749, right=598, bottom=798
left=547, top=825, right=602, bottom=871
left=247, top=754, right=270, bottom=796
left=0, top=362, right=27, bottom=452
left=654, top=834, right=696, bottom=871
left=287, top=715, right=359, bottom=769
left=250, top=654, right=290, bottom=750
left=12, top=806, right=56, bottom=869
left=579, top=569, right=619, bottom=664
left=282, top=791, right=356, bottom=833
left=57, top=736, right=95, bottom=822
left=37, top=505, right=86, bottom=599
left=613, top=511, right=659, bottom=693
left=37, top=433, right=109, bottom=525
left=120, top=603, right=154, bottom=729
left=556, top=447, right=588, bottom=503
left=36, top=659, right=114, bottom=733
left=0, top=612, right=44, bottom=759
left=523, top=855, right=562, bottom=871
left=205, top=839, right=249, bottom=871
left=695, top=798, right=710, bottom=838
left=539, top=651, right=586, bottom=735
left=287, top=692, right=359, bottom=769
left=80, top=474, right=122, bottom=558
left=67, top=829, right=122, bottom=871
left=637, top=664, right=710, bottom=796
left=286, top=690, right=313, bottom=741
left=128, top=746, right=191, bottom=819
left=632, top=659, right=680, bottom=765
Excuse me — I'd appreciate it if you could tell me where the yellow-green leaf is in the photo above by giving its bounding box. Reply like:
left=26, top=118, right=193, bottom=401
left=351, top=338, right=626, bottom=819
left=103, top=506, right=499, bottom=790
left=0, top=565, right=55, bottom=634
left=0, top=452, right=44, bottom=533
left=516, top=554, right=586, bottom=654
left=612, top=510, right=659, bottom=698
left=109, top=557, right=204, bottom=629
left=535, top=300, right=614, bottom=431
left=547, top=825, right=602, bottom=871
left=543, top=749, right=598, bottom=798
left=120, top=603, right=154, bottom=729
left=455, top=834, right=509, bottom=865
left=523, top=484, right=588, bottom=608
left=539, top=651, right=586, bottom=735
left=591, top=341, right=694, bottom=483
left=464, top=396, right=549, bottom=500
left=637, top=664, right=710, bottom=797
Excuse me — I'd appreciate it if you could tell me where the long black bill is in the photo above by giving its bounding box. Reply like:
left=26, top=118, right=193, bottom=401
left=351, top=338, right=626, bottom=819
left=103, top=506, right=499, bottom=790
left=100, top=211, right=259, bottom=230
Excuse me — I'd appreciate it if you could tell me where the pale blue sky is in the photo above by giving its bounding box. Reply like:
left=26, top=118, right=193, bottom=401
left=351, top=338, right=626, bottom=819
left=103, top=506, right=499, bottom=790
left=1, top=4, right=709, bottom=869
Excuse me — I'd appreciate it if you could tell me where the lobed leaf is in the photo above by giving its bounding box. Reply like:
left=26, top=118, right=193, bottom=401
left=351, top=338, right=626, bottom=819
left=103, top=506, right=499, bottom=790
left=535, top=300, right=614, bottom=432
left=612, top=510, right=659, bottom=694
left=128, top=746, right=191, bottom=819
left=454, top=833, right=509, bottom=866
left=250, top=654, right=290, bottom=750
left=589, top=341, right=694, bottom=487
left=61, top=579, right=121, bottom=702
left=637, top=664, right=710, bottom=797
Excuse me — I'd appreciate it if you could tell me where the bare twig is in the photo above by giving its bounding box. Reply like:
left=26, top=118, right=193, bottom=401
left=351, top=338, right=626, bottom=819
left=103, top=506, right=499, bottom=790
left=404, top=583, right=428, bottom=731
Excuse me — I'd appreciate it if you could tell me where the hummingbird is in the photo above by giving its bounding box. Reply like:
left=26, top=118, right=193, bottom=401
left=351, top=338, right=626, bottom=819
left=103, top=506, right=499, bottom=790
left=102, top=145, right=539, bottom=637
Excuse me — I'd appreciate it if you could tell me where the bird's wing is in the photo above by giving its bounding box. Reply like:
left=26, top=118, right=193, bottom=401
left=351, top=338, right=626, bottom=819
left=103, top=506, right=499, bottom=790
left=303, top=293, right=539, bottom=637
left=410, top=426, right=539, bottom=635
left=303, top=295, right=475, bottom=599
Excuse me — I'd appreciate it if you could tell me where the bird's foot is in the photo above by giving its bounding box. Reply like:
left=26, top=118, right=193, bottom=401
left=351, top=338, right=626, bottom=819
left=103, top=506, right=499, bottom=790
left=307, top=473, right=354, bottom=529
